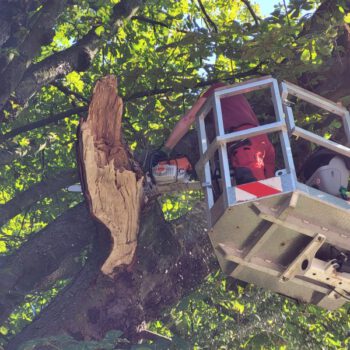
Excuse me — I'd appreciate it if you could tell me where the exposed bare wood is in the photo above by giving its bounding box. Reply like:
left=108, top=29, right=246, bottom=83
left=5, top=200, right=215, bottom=349
left=78, top=75, right=144, bottom=275
left=3, top=0, right=350, bottom=347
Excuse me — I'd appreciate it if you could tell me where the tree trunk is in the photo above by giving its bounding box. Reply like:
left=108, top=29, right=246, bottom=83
left=6, top=200, right=215, bottom=349
left=4, top=1, right=350, bottom=346
left=6, top=75, right=216, bottom=349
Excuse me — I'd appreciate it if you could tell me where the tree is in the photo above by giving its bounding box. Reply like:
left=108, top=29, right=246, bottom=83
left=1, top=0, right=350, bottom=349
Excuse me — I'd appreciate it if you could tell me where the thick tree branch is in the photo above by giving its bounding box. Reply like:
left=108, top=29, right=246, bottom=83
left=270, top=1, right=350, bottom=105
left=312, top=24, right=350, bottom=100
left=0, top=106, right=87, bottom=143
left=0, top=203, right=95, bottom=326
left=34, top=254, right=84, bottom=292
left=0, top=0, right=67, bottom=110
left=6, top=201, right=216, bottom=349
left=299, top=0, right=348, bottom=38
left=0, top=1, right=46, bottom=58
left=0, top=0, right=144, bottom=121
left=3, top=33, right=100, bottom=118
left=0, top=169, right=79, bottom=227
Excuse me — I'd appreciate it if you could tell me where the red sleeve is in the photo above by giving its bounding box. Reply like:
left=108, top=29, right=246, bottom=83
left=264, top=141, right=276, bottom=178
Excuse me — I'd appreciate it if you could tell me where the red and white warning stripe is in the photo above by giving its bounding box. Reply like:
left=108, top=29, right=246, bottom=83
left=235, top=176, right=282, bottom=202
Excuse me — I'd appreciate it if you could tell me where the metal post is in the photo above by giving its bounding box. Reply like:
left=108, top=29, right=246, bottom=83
left=342, top=110, right=350, bottom=147
left=196, top=114, right=214, bottom=209
left=275, top=81, right=296, bottom=187
left=213, top=94, right=231, bottom=205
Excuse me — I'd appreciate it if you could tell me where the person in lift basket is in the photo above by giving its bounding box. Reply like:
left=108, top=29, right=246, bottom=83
left=152, top=82, right=276, bottom=185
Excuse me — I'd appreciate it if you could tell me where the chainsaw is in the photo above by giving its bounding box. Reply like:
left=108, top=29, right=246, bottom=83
left=149, top=152, right=193, bottom=185
left=148, top=139, right=252, bottom=187
left=67, top=152, right=195, bottom=194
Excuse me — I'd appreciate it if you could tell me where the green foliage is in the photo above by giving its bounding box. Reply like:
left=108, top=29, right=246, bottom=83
left=1, top=280, right=70, bottom=342
left=149, top=272, right=350, bottom=349
left=161, top=190, right=203, bottom=220
left=18, top=330, right=124, bottom=350
left=2, top=0, right=350, bottom=348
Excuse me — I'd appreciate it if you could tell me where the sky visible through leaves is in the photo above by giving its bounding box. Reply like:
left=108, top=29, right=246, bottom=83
left=257, top=0, right=289, bottom=16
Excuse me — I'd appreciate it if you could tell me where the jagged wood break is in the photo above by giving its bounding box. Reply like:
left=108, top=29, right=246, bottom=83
left=78, top=75, right=143, bottom=274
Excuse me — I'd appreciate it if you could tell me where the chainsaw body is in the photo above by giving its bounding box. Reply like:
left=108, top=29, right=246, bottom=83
left=151, top=156, right=192, bottom=184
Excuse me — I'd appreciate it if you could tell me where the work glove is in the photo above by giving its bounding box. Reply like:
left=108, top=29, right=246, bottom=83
left=151, top=145, right=172, bottom=167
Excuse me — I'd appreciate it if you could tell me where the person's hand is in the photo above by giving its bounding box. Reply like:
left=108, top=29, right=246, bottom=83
left=151, top=146, right=171, bottom=167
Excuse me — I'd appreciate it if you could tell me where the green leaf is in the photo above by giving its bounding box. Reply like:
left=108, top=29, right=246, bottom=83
left=95, top=25, right=105, bottom=36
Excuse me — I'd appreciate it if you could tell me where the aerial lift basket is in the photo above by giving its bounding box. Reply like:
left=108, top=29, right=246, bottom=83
left=195, top=76, right=350, bottom=309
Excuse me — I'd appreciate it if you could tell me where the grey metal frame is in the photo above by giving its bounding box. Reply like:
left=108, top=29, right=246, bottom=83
left=280, top=81, right=350, bottom=147
left=195, top=76, right=350, bottom=310
left=195, top=76, right=296, bottom=225
left=280, top=81, right=350, bottom=156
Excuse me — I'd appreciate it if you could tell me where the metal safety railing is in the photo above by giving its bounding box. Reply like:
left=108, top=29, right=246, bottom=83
left=195, top=76, right=350, bottom=226
left=196, top=77, right=350, bottom=310
left=280, top=81, right=350, bottom=157
left=195, top=76, right=296, bottom=213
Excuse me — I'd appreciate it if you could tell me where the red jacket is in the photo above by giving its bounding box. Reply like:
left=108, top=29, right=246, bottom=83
left=202, top=83, right=259, bottom=131
left=202, top=83, right=275, bottom=180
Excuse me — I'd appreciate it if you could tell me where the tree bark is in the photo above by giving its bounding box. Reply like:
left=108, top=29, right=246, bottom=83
left=0, top=203, right=96, bottom=326
left=0, top=168, right=79, bottom=227
left=312, top=24, right=350, bottom=101
left=0, top=0, right=67, bottom=111
left=294, top=1, right=350, bottom=100
left=3, top=1, right=350, bottom=348
left=0, top=1, right=46, bottom=69
left=0, top=107, right=87, bottom=143
left=6, top=200, right=215, bottom=349
left=5, top=75, right=216, bottom=349
left=0, top=0, right=144, bottom=121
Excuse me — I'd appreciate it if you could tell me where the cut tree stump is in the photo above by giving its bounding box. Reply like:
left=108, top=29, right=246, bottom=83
left=77, top=75, right=143, bottom=275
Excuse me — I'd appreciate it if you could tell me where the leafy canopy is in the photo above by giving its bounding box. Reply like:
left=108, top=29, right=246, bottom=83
left=1, top=0, right=350, bottom=348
